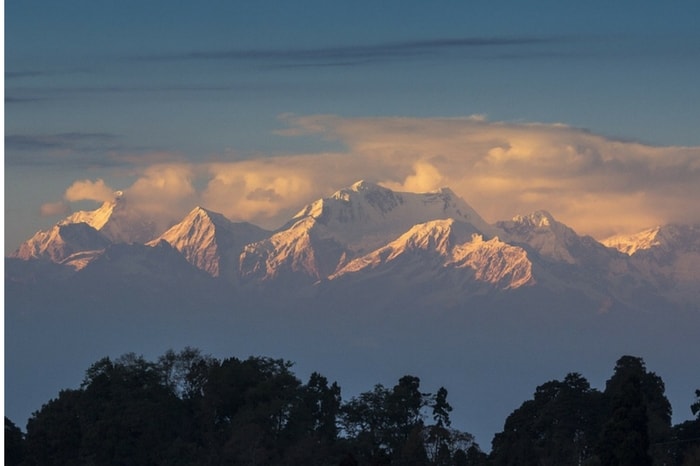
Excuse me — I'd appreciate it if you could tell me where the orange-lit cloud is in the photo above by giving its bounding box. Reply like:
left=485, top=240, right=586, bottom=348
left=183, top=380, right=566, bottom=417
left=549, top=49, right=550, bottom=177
left=50, top=115, right=700, bottom=239
left=201, top=155, right=351, bottom=227
left=122, top=164, right=199, bottom=231
left=279, top=115, right=700, bottom=238
left=64, top=178, right=115, bottom=203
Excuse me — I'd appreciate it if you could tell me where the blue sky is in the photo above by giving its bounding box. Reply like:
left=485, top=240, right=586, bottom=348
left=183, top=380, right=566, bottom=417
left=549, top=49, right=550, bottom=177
left=5, top=1, right=700, bottom=253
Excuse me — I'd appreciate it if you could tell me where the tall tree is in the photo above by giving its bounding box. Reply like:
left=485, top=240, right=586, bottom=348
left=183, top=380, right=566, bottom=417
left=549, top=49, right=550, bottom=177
left=340, top=383, right=393, bottom=463
left=340, top=376, right=431, bottom=464
left=200, top=356, right=303, bottom=463
left=598, top=371, right=652, bottom=466
left=599, top=355, right=672, bottom=465
left=490, top=372, right=603, bottom=466
left=297, top=371, right=342, bottom=442
left=387, top=375, right=426, bottom=453
left=425, top=387, right=453, bottom=464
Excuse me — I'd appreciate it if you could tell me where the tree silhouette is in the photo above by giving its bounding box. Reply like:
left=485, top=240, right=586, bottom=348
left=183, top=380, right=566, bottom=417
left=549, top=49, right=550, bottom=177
left=491, top=372, right=603, bottom=466
left=598, top=355, right=672, bottom=465
left=5, top=417, right=25, bottom=466
left=599, top=372, right=651, bottom=465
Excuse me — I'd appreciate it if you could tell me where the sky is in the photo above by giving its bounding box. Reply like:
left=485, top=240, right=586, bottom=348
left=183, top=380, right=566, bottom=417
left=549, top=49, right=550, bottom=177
left=5, top=1, right=700, bottom=254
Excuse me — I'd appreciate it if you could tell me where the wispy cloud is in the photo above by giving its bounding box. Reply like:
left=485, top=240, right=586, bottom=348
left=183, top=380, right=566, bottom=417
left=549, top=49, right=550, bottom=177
left=138, top=35, right=564, bottom=67
left=4, top=132, right=133, bottom=168
left=4, top=96, right=46, bottom=104
left=11, top=85, right=257, bottom=94
left=6, top=132, right=119, bottom=151
left=4, top=82, right=298, bottom=104
left=5, top=70, right=49, bottom=79
left=5, top=67, right=95, bottom=80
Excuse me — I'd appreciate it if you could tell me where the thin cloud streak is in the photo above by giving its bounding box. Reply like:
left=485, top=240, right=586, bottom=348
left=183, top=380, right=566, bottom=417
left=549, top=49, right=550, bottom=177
left=5, top=133, right=188, bottom=169
left=4, top=82, right=314, bottom=104
left=4, top=132, right=143, bottom=168
left=5, top=67, right=95, bottom=79
left=138, top=35, right=563, bottom=65
left=6, top=132, right=120, bottom=151
left=5, top=96, right=46, bottom=104
left=15, top=85, right=255, bottom=94
left=5, top=70, right=48, bottom=79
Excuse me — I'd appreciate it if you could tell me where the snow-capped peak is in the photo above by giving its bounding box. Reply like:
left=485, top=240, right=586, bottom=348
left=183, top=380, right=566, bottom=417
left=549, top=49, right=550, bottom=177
left=288, top=181, right=494, bottom=249
left=150, top=206, right=226, bottom=277
left=152, top=206, right=269, bottom=278
left=239, top=182, right=496, bottom=287
left=330, top=217, right=534, bottom=291
left=602, top=224, right=700, bottom=256
left=496, top=210, right=579, bottom=263
left=496, top=210, right=566, bottom=238
left=291, top=180, right=402, bottom=222
left=59, top=192, right=158, bottom=244
left=61, top=193, right=123, bottom=232
left=511, top=210, right=555, bottom=229
left=11, top=222, right=110, bottom=263
left=182, top=206, right=232, bottom=229
left=600, top=224, right=700, bottom=306
left=349, top=179, right=381, bottom=192
left=602, top=226, right=663, bottom=255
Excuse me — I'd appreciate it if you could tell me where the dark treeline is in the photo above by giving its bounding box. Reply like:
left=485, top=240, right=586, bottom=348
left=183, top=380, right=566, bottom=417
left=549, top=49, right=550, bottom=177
left=5, top=349, right=700, bottom=465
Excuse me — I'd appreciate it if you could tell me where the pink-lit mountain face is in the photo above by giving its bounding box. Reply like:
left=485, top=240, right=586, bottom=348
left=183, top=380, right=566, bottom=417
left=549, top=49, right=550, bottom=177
left=602, top=224, right=700, bottom=307
left=8, top=181, right=700, bottom=310
left=149, top=206, right=269, bottom=280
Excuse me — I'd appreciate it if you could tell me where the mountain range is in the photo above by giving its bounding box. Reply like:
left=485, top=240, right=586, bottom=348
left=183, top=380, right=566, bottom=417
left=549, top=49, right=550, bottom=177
left=8, top=180, right=700, bottom=312
left=6, top=181, right=700, bottom=447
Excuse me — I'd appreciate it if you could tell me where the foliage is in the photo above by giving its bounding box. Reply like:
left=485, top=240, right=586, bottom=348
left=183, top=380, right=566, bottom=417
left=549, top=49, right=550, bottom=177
left=670, top=389, right=700, bottom=466
left=490, top=372, right=603, bottom=466
left=339, top=378, right=480, bottom=465
left=490, top=355, right=680, bottom=466
left=599, top=355, right=673, bottom=465
left=11, top=350, right=696, bottom=465
left=16, top=348, right=484, bottom=465
left=598, top=370, right=652, bottom=466
left=5, top=417, right=25, bottom=466
left=691, top=389, right=700, bottom=418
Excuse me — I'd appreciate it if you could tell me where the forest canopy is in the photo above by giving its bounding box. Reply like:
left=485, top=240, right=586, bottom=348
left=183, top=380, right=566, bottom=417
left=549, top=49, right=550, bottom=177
left=5, top=349, right=700, bottom=466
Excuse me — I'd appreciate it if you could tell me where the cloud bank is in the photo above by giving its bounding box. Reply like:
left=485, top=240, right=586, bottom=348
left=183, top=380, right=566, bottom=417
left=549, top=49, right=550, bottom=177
left=49, top=115, right=700, bottom=239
